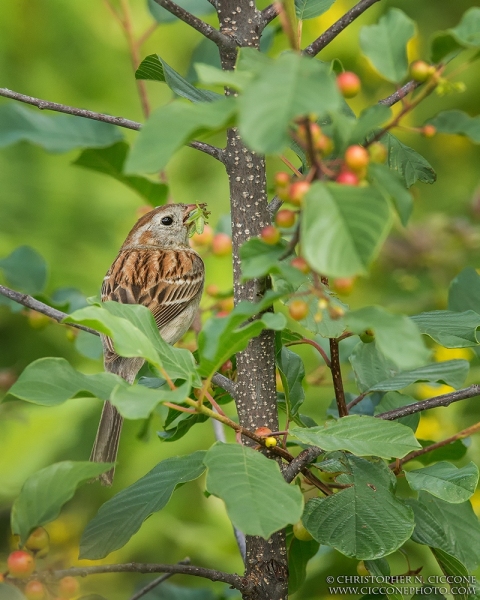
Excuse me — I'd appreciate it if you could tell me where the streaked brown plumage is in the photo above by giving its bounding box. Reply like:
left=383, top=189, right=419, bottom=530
left=91, top=203, right=205, bottom=485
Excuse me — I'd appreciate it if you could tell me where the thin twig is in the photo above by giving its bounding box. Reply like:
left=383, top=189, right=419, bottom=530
left=152, top=0, right=233, bottom=48
left=329, top=338, right=348, bottom=417
left=392, top=421, right=480, bottom=471
left=346, top=390, right=368, bottom=411
left=0, top=285, right=99, bottom=336
left=0, top=87, right=141, bottom=131
left=120, top=0, right=151, bottom=118
left=267, top=195, right=283, bottom=215
left=376, top=385, right=480, bottom=421
left=284, top=447, right=324, bottom=483
left=261, top=3, right=279, bottom=28
left=0, top=88, right=223, bottom=160
left=0, top=284, right=237, bottom=397
left=137, top=23, right=158, bottom=48
left=378, top=80, right=422, bottom=107
left=303, top=0, right=381, bottom=57
left=129, top=559, right=190, bottom=600
left=49, top=563, right=245, bottom=590
left=286, top=338, right=331, bottom=368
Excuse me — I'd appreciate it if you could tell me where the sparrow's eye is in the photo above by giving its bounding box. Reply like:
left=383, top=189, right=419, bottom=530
left=161, top=216, right=174, bottom=226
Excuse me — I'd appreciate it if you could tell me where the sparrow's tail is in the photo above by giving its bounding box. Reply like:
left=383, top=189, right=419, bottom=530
left=90, top=401, right=123, bottom=486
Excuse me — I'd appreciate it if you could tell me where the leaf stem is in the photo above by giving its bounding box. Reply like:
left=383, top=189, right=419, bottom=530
left=286, top=338, right=331, bottom=368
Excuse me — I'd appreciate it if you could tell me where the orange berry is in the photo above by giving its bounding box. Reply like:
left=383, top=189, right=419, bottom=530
left=255, top=426, right=273, bottom=437
left=218, top=296, right=234, bottom=312
left=422, top=125, right=436, bottom=138
left=289, top=300, right=309, bottom=321
left=345, top=145, right=369, bottom=172
left=288, top=181, right=310, bottom=206
left=206, top=284, right=220, bottom=297
left=25, top=580, right=47, bottom=600
left=333, top=277, right=356, bottom=294
left=315, top=134, right=334, bottom=156
left=58, top=576, right=80, bottom=599
left=191, top=223, right=213, bottom=247
left=275, top=171, right=290, bottom=187
left=260, top=225, right=281, bottom=245
left=368, top=142, right=388, bottom=164
left=409, top=61, right=434, bottom=82
left=275, top=209, right=296, bottom=229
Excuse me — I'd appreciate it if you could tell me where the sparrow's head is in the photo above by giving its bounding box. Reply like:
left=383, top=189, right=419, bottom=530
left=123, top=203, right=205, bottom=249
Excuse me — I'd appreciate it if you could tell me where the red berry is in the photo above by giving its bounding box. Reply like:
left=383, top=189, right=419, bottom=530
left=218, top=296, right=234, bottom=312
left=336, top=72, right=361, bottom=98
left=289, top=300, right=309, bottom=321
left=255, top=426, right=273, bottom=437
left=297, top=122, right=322, bottom=145
left=261, top=225, right=281, bottom=245
left=409, top=60, right=434, bottom=82
left=58, top=576, right=80, bottom=599
left=422, top=125, right=436, bottom=138
left=25, top=527, right=49, bottom=552
left=220, top=359, right=233, bottom=373
left=288, top=181, right=310, bottom=206
left=206, top=284, right=220, bottom=297
left=291, top=256, right=310, bottom=274
left=216, top=310, right=230, bottom=318
left=345, top=145, right=369, bottom=172
left=368, top=142, right=388, bottom=164
left=25, top=580, right=47, bottom=600
left=7, top=550, right=35, bottom=579
left=275, top=210, right=296, bottom=229
left=336, top=170, right=359, bottom=186
left=212, top=233, right=232, bottom=256
left=333, top=277, right=356, bottom=294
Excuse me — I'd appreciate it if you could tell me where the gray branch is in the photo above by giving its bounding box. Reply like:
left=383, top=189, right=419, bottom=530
left=212, top=372, right=236, bottom=397
left=378, top=79, right=422, bottom=107
left=0, top=284, right=99, bottom=336
left=284, top=447, right=324, bottom=483
left=129, top=559, right=190, bottom=600
left=0, top=87, right=223, bottom=160
left=261, top=4, right=279, bottom=28
left=376, top=385, right=480, bottom=420
left=49, top=562, right=245, bottom=590
left=303, top=0, right=381, bottom=57
left=152, top=0, right=234, bottom=48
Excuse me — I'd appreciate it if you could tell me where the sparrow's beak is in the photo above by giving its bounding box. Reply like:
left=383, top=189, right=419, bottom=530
left=183, top=204, right=199, bottom=223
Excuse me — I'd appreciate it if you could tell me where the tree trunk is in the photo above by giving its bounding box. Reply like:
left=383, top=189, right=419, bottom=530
left=217, top=2, right=288, bottom=598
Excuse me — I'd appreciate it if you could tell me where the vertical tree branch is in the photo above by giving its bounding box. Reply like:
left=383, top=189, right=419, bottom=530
left=217, top=1, right=287, bottom=599
left=329, top=339, right=348, bottom=417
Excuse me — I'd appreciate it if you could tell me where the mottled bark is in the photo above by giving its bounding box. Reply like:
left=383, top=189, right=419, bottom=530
left=217, top=1, right=288, bottom=598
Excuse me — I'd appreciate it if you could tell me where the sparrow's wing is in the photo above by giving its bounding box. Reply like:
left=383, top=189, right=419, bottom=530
left=101, top=248, right=204, bottom=360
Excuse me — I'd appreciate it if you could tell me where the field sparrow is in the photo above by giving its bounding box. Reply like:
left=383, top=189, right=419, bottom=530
left=90, top=203, right=205, bottom=485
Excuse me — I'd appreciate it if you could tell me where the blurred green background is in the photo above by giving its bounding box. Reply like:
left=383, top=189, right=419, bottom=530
left=1, top=1, right=480, bottom=598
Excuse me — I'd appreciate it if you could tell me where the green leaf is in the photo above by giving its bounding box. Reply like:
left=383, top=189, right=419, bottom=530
left=411, top=310, right=480, bottom=347
left=239, top=238, right=287, bottom=280
left=147, top=0, right=214, bottom=23
left=369, top=162, right=413, bottom=226
left=301, top=182, right=392, bottom=278
left=197, top=293, right=286, bottom=378
left=125, top=98, right=236, bottom=174
left=11, top=462, right=113, bottom=544
left=346, top=306, right=429, bottom=371
left=359, top=9, right=415, bottom=83
left=290, top=415, right=420, bottom=459
left=0, top=584, right=27, bottom=600
left=204, top=443, right=303, bottom=539
left=288, top=537, right=319, bottom=594
left=385, top=133, right=436, bottom=187
left=374, top=392, right=419, bottom=431
left=65, top=302, right=199, bottom=384
left=73, top=142, right=168, bottom=206
left=350, top=344, right=469, bottom=393
left=80, top=452, right=206, bottom=559
left=405, top=462, right=478, bottom=504
left=295, top=0, right=336, bottom=20
left=431, top=549, right=470, bottom=600
left=238, top=51, right=341, bottom=154
left=195, top=63, right=253, bottom=92
left=8, top=357, right=121, bottom=405
left=187, top=38, right=222, bottom=83
left=135, top=54, right=220, bottom=102
left=364, top=557, right=390, bottom=577
left=110, top=380, right=192, bottom=418
left=276, top=344, right=306, bottom=417
left=428, top=110, right=480, bottom=144
left=369, top=360, right=469, bottom=393
left=430, top=7, right=480, bottom=62
left=0, top=103, right=122, bottom=153
left=303, top=456, right=414, bottom=559
left=448, top=267, right=480, bottom=313
left=407, top=492, right=480, bottom=571
left=0, top=246, right=47, bottom=295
